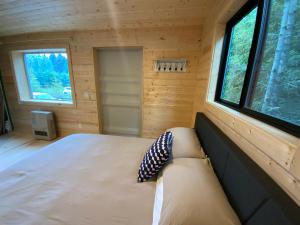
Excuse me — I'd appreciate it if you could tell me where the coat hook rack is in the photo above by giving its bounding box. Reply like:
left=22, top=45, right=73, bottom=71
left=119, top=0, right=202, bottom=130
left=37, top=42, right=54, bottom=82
left=154, top=59, right=187, bottom=73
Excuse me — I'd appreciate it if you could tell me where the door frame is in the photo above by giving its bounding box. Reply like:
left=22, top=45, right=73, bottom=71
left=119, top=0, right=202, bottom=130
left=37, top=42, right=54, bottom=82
left=93, top=46, right=144, bottom=136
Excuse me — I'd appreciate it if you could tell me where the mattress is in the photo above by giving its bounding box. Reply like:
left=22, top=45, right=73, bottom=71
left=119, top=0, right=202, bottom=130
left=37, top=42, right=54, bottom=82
left=0, top=134, right=156, bottom=225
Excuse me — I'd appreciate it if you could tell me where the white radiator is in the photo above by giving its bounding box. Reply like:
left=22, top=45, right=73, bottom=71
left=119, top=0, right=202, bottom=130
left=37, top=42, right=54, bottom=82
left=31, top=111, right=56, bottom=140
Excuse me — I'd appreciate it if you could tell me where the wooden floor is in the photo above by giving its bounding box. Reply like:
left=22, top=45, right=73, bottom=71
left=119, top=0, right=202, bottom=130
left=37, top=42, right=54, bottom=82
left=0, top=132, right=54, bottom=172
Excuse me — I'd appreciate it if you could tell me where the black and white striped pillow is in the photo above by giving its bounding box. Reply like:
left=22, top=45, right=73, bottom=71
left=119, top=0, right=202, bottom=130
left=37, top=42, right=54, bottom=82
left=138, top=131, right=173, bottom=182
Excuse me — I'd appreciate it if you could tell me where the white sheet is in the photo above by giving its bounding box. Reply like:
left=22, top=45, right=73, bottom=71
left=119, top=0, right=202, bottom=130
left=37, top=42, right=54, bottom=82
left=0, top=134, right=156, bottom=225
left=152, top=175, right=164, bottom=225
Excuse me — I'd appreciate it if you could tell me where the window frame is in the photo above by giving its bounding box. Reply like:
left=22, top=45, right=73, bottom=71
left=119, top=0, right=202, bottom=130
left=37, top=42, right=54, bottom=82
left=215, top=0, right=300, bottom=138
left=10, top=47, right=76, bottom=107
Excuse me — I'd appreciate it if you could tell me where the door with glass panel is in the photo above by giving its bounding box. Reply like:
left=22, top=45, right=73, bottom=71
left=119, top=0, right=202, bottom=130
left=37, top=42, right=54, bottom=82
left=97, top=48, right=142, bottom=136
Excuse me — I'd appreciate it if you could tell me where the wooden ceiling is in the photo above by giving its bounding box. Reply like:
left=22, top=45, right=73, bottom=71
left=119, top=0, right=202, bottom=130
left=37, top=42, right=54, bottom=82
left=0, top=0, right=217, bottom=37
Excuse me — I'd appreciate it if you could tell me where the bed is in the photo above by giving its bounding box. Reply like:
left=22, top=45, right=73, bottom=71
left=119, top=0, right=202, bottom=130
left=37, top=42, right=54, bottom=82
left=0, top=113, right=299, bottom=225
left=0, top=134, right=156, bottom=225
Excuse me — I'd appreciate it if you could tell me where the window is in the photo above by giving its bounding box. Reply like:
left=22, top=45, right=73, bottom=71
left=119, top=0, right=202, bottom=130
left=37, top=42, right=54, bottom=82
left=220, top=7, right=258, bottom=104
left=11, top=48, right=73, bottom=104
left=248, top=0, right=300, bottom=126
left=216, top=0, right=300, bottom=137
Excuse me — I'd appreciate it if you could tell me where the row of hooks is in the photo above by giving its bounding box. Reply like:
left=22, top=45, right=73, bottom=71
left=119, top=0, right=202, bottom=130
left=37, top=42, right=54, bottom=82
left=154, top=59, right=187, bottom=72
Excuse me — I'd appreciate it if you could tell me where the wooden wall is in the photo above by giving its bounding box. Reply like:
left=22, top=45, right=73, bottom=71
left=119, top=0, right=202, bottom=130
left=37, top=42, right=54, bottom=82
left=0, top=26, right=202, bottom=137
left=1, top=0, right=299, bottom=205
left=192, top=0, right=300, bottom=205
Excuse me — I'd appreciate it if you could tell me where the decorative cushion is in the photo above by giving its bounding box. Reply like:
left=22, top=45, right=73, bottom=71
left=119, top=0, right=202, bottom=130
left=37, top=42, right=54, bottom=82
left=138, top=132, right=173, bottom=182
left=167, top=127, right=206, bottom=158
left=158, top=158, right=241, bottom=225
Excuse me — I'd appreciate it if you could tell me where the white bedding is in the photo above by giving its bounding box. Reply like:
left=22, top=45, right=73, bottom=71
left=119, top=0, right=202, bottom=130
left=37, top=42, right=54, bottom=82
left=0, top=134, right=156, bottom=225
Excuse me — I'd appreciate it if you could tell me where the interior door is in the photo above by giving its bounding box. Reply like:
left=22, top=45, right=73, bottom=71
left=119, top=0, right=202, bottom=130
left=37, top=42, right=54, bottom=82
left=98, top=48, right=142, bottom=136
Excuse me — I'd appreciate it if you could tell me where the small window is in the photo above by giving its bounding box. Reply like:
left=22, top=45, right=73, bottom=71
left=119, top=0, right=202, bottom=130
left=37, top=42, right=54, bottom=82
left=11, top=48, right=73, bottom=104
left=215, top=0, right=300, bottom=137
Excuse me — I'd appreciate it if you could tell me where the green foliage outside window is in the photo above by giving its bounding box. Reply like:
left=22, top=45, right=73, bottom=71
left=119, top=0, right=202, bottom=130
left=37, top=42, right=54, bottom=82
left=221, top=7, right=257, bottom=104
left=249, top=0, right=300, bottom=126
left=219, top=0, right=300, bottom=127
left=24, top=52, right=72, bottom=102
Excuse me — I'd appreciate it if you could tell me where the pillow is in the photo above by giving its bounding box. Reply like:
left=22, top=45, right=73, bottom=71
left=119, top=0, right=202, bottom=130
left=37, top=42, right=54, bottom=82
left=167, top=127, right=205, bottom=158
left=158, top=158, right=241, bottom=225
left=137, top=131, right=173, bottom=182
left=152, top=175, right=164, bottom=225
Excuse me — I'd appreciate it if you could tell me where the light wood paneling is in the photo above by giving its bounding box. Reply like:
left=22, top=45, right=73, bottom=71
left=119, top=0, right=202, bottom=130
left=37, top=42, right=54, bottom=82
left=0, top=0, right=217, bottom=37
left=204, top=103, right=300, bottom=205
left=0, top=0, right=298, bottom=207
left=192, top=0, right=300, bottom=205
left=0, top=26, right=202, bottom=137
left=142, top=49, right=201, bottom=137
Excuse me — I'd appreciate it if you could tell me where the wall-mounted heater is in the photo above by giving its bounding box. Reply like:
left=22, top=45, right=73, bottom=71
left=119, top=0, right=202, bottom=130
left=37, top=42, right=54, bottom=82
left=31, top=111, right=57, bottom=140
left=154, top=59, right=187, bottom=72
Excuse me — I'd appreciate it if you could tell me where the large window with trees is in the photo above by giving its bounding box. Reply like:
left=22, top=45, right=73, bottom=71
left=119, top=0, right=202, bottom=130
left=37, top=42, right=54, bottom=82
left=11, top=48, right=74, bottom=104
left=216, top=0, right=300, bottom=137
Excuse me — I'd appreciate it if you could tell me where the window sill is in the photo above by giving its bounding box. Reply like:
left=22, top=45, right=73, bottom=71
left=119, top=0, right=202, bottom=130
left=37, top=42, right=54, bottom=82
left=205, top=101, right=299, bottom=145
left=19, top=99, right=75, bottom=108
left=205, top=100, right=299, bottom=177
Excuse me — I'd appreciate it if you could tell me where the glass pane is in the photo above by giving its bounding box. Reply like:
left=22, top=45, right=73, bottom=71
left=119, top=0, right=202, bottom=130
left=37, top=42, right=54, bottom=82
left=24, top=51, right=73, bottom=103
left=248, top=0, right=300, bottom=126
left=221, top=7, right=258, bottom=104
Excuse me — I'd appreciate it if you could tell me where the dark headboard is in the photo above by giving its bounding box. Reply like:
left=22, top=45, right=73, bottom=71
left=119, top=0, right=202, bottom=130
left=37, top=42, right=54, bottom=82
left=194, top=113, right=300, bottom=225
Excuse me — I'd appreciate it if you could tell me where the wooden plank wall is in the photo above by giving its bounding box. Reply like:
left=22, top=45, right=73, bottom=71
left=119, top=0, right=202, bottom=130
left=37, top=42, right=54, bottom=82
left=192, top=0, right=300, bottom=205
left=0, top=26, right=202, bottom=137
left=0, top=0, right=299, bottom=206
